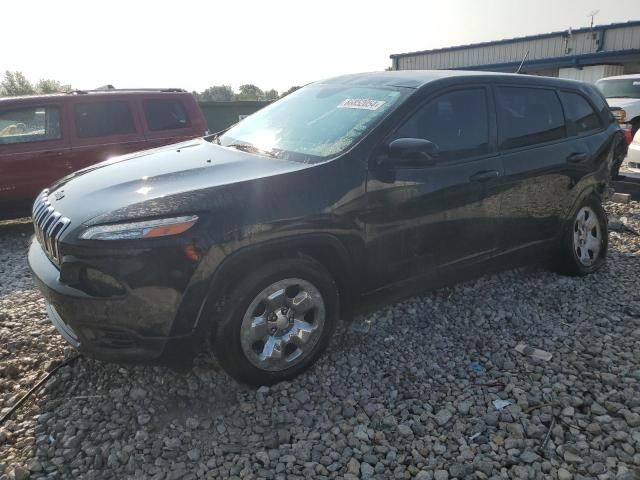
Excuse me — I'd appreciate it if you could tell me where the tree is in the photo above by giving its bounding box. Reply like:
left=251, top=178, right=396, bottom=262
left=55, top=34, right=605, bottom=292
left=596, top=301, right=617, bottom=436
left=280, top=86, right=301, bottom=98
left=35, top=78, right=72, bottom=94
left=263, top=89, right=279, bottom=101
left=237, top=84, right=264, bottom=101
left=1, top=70, right=35, bottom=96
left=199, top=85, right=235, bottom=102
left=0, top=71, right=72, bottom=97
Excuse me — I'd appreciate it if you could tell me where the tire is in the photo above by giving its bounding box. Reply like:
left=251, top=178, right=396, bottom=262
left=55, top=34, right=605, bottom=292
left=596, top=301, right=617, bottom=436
left=553, top=196, right=608, bottom=276
left=212, top=256, right=339, bottom=385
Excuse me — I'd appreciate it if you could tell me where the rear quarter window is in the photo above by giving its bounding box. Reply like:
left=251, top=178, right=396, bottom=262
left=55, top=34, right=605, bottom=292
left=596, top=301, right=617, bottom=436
left=75, top=101, right=136, bottom=138
left=559, top=91, right=602, bottom=134
left=143, top=99, right=190, bottom=131
left=0, top=106, right=61, bottom=145
left=496, top=86, right=565, bottom=149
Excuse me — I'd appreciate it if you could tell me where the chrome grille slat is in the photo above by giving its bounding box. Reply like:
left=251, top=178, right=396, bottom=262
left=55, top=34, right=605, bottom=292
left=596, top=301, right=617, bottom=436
left=34, top=204, right=52, bottom=226
left=31, top=190, right=70, bottom=266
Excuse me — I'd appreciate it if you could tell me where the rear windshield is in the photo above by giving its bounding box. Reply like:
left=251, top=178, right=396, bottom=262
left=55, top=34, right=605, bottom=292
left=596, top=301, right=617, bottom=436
left=217, top=84, right=407, bottom=164
left=596, top=79, right=640, bottom=99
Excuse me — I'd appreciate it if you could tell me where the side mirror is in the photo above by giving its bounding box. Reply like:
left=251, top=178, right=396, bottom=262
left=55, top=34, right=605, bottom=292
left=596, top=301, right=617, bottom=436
left=384, top=138, right=438, bottom=166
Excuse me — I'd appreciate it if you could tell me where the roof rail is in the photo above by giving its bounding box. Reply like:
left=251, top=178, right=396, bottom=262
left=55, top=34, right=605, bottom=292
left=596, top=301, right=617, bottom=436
left=70, top=87, right=186, bottom=95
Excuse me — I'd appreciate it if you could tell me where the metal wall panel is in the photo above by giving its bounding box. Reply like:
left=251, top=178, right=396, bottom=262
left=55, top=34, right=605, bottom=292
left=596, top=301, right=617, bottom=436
left=393, top=23, right=640, bottom=71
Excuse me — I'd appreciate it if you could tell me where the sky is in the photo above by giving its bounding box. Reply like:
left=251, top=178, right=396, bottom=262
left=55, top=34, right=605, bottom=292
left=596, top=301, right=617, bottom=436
left=2, top=0, right=639, bottom=94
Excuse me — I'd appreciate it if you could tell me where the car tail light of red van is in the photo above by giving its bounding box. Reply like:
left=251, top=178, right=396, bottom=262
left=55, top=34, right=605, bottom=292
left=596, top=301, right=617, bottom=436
left=621, top=124, right=633, bottom=145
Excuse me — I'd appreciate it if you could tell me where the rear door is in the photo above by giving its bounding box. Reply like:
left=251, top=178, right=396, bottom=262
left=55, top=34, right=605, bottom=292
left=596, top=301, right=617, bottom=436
left=557, top=89, right=611, bottom=207
left=68, top=98, right=147, bottom=171
left=141, top=95, right=207, bottom=149
left=365, top=86, right=503, bottom=288
left=494, top=85, right=576, bottom=252
left=0, top=102, right=71, bottom=209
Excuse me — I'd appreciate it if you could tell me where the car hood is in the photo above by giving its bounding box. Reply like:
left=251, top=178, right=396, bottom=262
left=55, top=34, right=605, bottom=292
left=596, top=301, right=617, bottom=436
left=47, top=138, right=310, bottom=225
left=606, top=97, right=640, bottom=110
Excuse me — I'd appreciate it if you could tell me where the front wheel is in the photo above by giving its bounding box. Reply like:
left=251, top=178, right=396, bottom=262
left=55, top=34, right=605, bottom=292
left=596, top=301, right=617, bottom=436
left=553, top=196, right=608, bottom=276
left=213, top=256, right=339, bottom=385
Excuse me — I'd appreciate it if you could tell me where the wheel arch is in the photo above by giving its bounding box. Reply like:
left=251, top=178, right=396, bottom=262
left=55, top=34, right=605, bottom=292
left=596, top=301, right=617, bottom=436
left=193, top=233, right=363, bottom=341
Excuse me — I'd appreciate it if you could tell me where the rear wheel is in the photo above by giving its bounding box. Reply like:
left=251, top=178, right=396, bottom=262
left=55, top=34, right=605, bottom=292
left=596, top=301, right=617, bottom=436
left=213, top=256, right=338, bottom=385
left=553, top=196, right=608, bottom=276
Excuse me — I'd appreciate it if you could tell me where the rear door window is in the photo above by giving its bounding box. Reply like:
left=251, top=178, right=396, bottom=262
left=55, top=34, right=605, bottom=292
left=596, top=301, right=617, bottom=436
left=393, top=88, right=490, bottom=161
left=143, top=99, right=190, bottom=131
left=0, top=106, right=61, bottom=145
left=559, top=91, right=602, bottom=134
left=75, top=101, right=136, bottom=138
left=496, top=86, right=565, bottom=149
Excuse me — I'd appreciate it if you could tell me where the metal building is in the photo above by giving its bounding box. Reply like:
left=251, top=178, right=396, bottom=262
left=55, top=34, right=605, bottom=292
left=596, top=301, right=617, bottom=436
left=391, top=21, right=640, bottom=83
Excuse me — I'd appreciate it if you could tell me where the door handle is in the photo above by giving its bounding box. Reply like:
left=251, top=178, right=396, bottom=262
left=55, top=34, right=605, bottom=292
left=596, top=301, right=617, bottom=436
left=567, top=152, right=589, bottom=163
left=42, top=151, right=63, bottom=156
left=469, top=170, right=500, bottom=183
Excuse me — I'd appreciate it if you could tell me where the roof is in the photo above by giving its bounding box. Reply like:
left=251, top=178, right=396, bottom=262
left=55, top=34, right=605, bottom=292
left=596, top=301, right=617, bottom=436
left=318, top=70, right=585, bottom=89
left=596, top=73, right=640, bottom=81
left=0, top=88, right=188, bottom=103
left=391, top=20, right=640, bottom=59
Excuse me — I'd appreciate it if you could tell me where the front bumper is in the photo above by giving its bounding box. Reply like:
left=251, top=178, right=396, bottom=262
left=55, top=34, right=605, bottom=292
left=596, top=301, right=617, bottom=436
left=29, top=239, right=199, bottom=366
left=624, top=143, right=640, bottom=171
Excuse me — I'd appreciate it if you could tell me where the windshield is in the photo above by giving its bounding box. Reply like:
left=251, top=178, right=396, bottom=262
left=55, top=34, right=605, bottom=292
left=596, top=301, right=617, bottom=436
left=596, top=78, right=640, bottom=99
left=217, top=84, right=406, bottom=163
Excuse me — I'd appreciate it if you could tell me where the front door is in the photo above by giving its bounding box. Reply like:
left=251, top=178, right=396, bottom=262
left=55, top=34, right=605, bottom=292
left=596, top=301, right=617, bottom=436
left=364, top=86, right=503, bottom=291
left=0, top=103, right=71, bottom=211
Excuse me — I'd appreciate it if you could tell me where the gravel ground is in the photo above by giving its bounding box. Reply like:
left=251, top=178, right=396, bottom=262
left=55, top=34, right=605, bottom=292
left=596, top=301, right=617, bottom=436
left=1, top=204, right=640, bottom=480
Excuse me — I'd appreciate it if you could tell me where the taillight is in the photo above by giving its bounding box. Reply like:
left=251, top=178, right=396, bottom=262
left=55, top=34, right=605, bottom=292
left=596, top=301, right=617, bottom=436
left=621, top=124, right=633, bottom=145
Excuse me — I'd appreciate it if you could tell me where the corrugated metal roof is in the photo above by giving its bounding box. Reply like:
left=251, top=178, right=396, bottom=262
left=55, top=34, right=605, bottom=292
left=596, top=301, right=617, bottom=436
left=391, top=20, right=640, bottom=59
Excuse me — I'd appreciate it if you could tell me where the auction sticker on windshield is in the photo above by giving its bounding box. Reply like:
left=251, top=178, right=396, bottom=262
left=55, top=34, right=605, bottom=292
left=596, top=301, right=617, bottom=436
left=338, top=99, right=386, bottom=110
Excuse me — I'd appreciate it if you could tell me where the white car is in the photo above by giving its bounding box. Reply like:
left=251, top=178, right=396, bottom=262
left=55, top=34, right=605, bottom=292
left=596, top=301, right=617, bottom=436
left=625, top=128, right=640, bottom=173
left=596, top=74, right=640, bottom=138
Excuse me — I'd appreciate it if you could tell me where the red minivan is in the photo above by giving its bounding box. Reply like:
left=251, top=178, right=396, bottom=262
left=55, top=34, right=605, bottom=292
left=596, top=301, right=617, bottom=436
left=0, top=88, right=207, bottom=218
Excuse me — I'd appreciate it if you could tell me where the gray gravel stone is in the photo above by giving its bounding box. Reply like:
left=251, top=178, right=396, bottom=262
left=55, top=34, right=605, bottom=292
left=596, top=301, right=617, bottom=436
left=434, top=409, right=452, bottom=426
left=434, top=470, right=449, bottom=480
left=1, top=202, right=640, bottom=479
left=558, top=468, right=573, bottom=480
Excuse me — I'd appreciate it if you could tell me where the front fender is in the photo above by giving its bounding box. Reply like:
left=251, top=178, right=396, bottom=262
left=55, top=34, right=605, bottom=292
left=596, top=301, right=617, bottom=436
left=186, top=232, right=364, bottom=339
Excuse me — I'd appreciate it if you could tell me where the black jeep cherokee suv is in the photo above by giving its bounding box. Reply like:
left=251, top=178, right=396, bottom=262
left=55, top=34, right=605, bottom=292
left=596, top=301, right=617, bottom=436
left=29, top=71, right=621, bottom=384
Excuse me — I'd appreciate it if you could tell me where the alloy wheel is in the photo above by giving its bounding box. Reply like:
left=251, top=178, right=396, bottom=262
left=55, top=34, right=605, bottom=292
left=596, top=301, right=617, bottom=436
left=239, top=278, right=326, bottom=372
left=573, top=206, right=602, bottom=266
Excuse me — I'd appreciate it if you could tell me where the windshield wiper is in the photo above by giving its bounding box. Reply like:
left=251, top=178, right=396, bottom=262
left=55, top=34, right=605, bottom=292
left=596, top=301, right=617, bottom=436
left=226, top=143, right=279, bottom=158
left=204, top=128, right=230, bottom=145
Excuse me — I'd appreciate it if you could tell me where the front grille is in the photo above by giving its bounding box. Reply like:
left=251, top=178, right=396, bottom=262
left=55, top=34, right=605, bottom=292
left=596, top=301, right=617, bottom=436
left=32, top=189, right=71, bottom=266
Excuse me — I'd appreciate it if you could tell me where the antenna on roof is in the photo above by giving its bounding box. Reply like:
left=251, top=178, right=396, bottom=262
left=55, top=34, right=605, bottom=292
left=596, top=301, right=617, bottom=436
left=515, top=50, right=529, bottom=74
left=587, top=9, right=599, bottom=29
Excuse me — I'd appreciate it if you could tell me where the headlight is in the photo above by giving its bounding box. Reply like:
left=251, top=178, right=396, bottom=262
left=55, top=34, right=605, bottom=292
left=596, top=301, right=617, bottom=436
left=612, top=109, right=626, bottom=122
left=80, top=215, right=198, bottom=240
